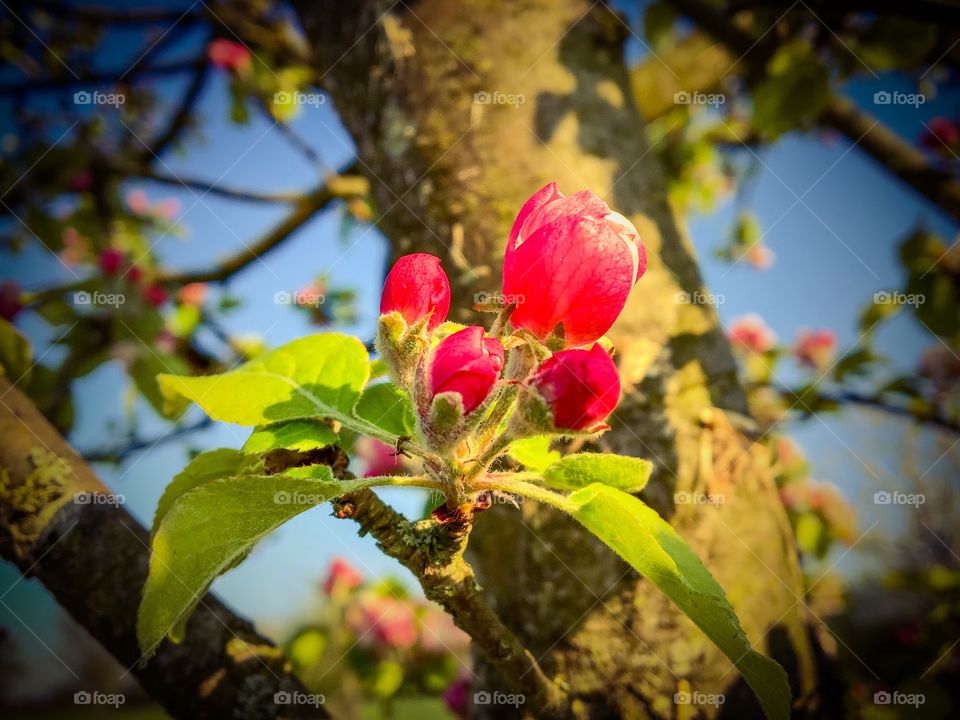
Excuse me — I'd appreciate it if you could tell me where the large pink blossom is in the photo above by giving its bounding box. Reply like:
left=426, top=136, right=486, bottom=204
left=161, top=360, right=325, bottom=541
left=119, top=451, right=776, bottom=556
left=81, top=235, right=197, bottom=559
left=503, top=183, right=646, bottom=347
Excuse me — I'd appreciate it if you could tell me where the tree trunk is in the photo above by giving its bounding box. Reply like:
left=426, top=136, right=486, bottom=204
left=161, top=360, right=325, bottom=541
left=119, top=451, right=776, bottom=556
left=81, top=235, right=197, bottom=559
left=0, top=376, right=327, bottom=720
left=297, top=1, right=817, bottom=716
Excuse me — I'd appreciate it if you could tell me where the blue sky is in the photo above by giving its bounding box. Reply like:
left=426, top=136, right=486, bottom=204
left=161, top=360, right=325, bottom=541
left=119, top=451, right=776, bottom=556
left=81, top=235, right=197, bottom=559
left=1, top=0, right=958, bottom=700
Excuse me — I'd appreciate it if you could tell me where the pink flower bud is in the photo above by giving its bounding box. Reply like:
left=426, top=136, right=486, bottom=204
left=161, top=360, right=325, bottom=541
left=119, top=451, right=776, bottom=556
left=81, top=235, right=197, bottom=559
left=177, top=282, right=208, bottom=306
left=503, top=183, right=646, bottom=347
left=0, top=280, right=23, bottom=322
left=380, top=253, right=451, bottom=330
left=794, top=329, right=837, bottom=370
left=429, top=326, right=504, bottom=414
left=920, top=116, right=960, bottom=150
left=144, top=283, right=168, bottom=308
left=98, top=248, right=124, bottom=276
left=728, top=314, right=775, bottom=354
left=322, top=557, right=363, bottom=595
left=125, top=189, right=149, bottom=215
left=746, top=243, right=775, bottom=270
left=207, top=38, right=252, bottom=73
left=529, top=344, right=620, bottom=431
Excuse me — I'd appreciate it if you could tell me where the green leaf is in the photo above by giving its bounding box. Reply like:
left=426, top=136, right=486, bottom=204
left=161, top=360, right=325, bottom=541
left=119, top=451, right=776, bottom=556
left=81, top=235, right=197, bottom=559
left=543, top=453, right=653, bottom=493
left=0, top=319, right=32, bottom=382
left=157, top=333, right=397, bottom=441
left=132, top=352, right=191, bottom=419
left=354, top=383, right=415, bottom=437
left=508, top=436, right=560, bottom=472
left=753, top=45, right=829, bottom=138
left=566, top=484, right=790, bottom=720
left=243, top=419, right=338, bottom=454
left=151, top=449, right=262, bottom=536
left=139, top=467, right=363, bottom=659
left=644, top=1, right=677, bottom=51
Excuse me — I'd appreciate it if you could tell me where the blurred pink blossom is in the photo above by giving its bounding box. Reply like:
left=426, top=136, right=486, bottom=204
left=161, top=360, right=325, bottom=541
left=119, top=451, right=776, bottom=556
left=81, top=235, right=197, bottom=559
left=208, top=39, right=252, bottom=73
left=125, top=189, right=150, bottom=214
left=728, top=314, right=776, bottom=354
left=356, top=437, right=403, bottom=477
left=0, top=281, right=23, bottom=322
left=348, top=597, right=417, bottom=650
left=794, top=329, right=837, bottom=370
left=177, top=282, right=209, bottom=306
left=322, top=557, right=363, bottom=596
left=746, top=243, right=775, bottom=270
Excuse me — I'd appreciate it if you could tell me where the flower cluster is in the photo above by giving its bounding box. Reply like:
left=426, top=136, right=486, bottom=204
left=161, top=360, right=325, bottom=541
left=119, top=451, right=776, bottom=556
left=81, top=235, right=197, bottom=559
left=375, top=184, right=646, bottom=503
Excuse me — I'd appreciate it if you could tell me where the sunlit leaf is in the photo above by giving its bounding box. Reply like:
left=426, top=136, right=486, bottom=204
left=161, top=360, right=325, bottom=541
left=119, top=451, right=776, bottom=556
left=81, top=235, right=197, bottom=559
left=243, top=419, right=338, bottom=454
left=543, top=453, right=653, bottom=493
left=566, top=484, right=790, bottom=720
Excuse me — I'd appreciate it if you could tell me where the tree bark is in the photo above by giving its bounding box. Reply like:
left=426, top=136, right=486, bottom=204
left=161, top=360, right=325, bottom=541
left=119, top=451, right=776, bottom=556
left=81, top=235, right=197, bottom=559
left=296, top=1, right=818, bottom=717
left=0, top=376, right=327, bottom=720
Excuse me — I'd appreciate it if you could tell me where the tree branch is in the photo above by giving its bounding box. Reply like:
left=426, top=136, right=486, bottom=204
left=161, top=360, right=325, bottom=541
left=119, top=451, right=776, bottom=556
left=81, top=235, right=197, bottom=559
left=0, top=59, right=199, bottom=95
left=667, top=0, right=960, bottom=221
left=331, top=488, right=568, bottom=717
left=135, top=170, right=307, bottom=204
left=777, top=385, right=960, bottom=435
left=144, top=54, right=212, bottom=161
left=81, top=417, right=214, bottom=463
left=158, top=167, right=366, bottom=285
left=28, top=1, right=207, bottom=25
left=0, top=376, right=327, bottom=719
